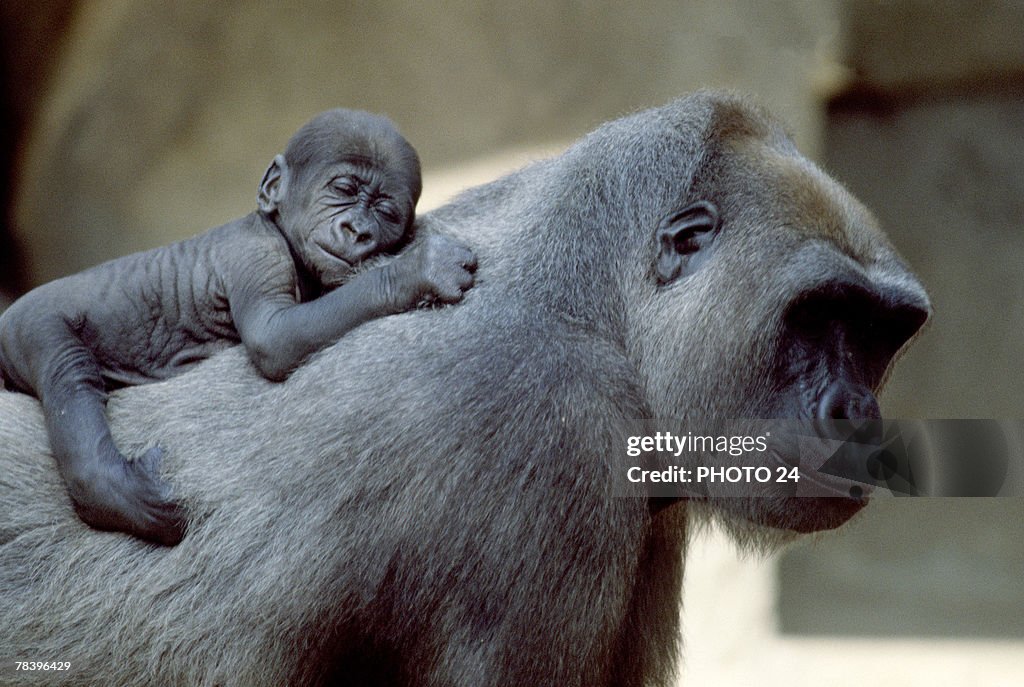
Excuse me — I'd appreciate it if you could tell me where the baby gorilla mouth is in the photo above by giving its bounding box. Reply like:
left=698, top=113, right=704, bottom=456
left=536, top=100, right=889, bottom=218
left=315, top=239, right=355, bottom=266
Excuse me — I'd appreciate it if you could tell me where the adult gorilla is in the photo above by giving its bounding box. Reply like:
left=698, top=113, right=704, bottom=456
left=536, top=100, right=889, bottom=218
left=0, top=92, right=929, bottom=686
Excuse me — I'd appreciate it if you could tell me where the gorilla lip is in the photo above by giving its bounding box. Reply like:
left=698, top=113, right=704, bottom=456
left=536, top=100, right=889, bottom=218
left=314, top=240, right=354, bottom=266
left=767, top=447, right=874, bottom=500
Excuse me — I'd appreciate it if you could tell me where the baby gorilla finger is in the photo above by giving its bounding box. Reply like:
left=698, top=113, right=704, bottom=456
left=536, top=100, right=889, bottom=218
left=455, top=246, right=477, bottom=272
left=430, top=272, right=473, bottom=303
left=455, top=265, right=476, bottom=290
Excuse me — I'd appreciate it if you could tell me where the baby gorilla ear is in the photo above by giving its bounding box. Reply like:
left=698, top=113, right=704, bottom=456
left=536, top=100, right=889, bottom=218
left=257, top=154, right=290, bottom=215
left=655, top=200, right=720, bottom=285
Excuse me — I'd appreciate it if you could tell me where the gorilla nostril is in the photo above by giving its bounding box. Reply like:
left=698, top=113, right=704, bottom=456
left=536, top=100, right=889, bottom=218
left=818, top=381, right=880, bottom=420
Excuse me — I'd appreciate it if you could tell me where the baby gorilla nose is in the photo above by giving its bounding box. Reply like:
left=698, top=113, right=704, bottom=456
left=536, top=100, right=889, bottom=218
left=340, top=222, right=377, bottom=260
left=817, top=380, right=880, bottom=420
left=343, top=222, right=373, bottom=243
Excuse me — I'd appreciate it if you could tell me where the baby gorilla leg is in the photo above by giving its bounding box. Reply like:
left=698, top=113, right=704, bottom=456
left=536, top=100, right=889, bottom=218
left=31, top=317, right=186, bottom=545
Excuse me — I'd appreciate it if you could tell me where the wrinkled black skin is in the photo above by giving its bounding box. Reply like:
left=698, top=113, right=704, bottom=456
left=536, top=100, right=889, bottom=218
left=0, top=109, right=476, bottom=546
left=742, top=279, right=930, bottom=531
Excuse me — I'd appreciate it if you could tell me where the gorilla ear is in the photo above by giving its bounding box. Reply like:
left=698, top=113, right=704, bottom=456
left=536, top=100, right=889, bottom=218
left=655, top=200, right=720, bottom=285
left=257, top=154, right=290, bottom=215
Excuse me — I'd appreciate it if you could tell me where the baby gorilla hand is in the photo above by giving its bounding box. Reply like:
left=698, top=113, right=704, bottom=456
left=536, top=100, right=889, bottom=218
left=67, top=446, right=186, bottom=546
left=386, top=234, right=477, bottom=310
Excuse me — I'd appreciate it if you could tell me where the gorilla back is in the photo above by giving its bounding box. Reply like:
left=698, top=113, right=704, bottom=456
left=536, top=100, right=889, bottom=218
left=0, top=92, right=929, bottom=687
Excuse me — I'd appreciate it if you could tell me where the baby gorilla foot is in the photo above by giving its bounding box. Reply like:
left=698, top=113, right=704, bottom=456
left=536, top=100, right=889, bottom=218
left=67, top=446, right=187, bottom=546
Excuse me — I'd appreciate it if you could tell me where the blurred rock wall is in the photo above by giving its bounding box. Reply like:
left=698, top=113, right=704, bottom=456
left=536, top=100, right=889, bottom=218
left=0, top=1, right=76, bottom=305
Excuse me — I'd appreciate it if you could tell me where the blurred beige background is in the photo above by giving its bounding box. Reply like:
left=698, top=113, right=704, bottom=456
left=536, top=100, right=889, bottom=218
left=1, top=1, right=1022, bottom=684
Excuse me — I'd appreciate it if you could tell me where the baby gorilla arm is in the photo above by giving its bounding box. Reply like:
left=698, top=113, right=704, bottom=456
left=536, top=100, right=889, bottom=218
left=232, top=234, right=476, bottom=382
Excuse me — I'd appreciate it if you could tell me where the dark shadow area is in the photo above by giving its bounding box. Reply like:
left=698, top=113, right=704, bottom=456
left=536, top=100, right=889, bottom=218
left=0, top=1, right=77, bottom=300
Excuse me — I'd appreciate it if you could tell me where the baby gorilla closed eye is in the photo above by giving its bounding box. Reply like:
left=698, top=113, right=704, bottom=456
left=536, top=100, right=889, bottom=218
left=0, top=109, right=477, bottom=546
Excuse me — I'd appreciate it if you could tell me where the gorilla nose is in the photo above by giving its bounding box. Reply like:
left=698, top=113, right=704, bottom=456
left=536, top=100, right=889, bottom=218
left=341, top=223, right=377, bottom=258
left=817, top=381, right=880, bottom=420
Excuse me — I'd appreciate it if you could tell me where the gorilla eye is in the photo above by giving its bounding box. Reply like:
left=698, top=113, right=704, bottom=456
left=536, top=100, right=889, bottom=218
left=376, top=202, right=401, bottom=224
left=330, top=177, right=359, bottom=196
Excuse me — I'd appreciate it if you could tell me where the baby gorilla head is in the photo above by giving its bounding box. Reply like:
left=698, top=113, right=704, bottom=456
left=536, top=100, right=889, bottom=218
left=257, top=109, right=422, bottom=287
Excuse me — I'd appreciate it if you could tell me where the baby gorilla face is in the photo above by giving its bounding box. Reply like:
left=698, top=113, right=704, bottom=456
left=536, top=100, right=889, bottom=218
left=261, top=109, right=423, bottom=289
left=289, top=157, right=417, bottom=288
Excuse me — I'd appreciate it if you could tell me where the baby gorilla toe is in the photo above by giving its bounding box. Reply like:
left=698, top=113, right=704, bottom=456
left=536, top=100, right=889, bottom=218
left=69, top=446, right=187, bottom=546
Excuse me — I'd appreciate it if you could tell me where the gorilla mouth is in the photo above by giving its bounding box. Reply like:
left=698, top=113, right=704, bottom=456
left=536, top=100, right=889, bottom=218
left=314, top=240, right=354, bottom=266
left=792, top=457, right=875, bottom=500
left=760, top=446, right=871, bottom=533
left=764, top=429, right=876, bottom=500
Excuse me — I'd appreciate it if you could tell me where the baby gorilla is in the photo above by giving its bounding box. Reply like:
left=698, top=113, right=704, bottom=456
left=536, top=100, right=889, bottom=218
left=0, top=109, right=476, bottom=546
